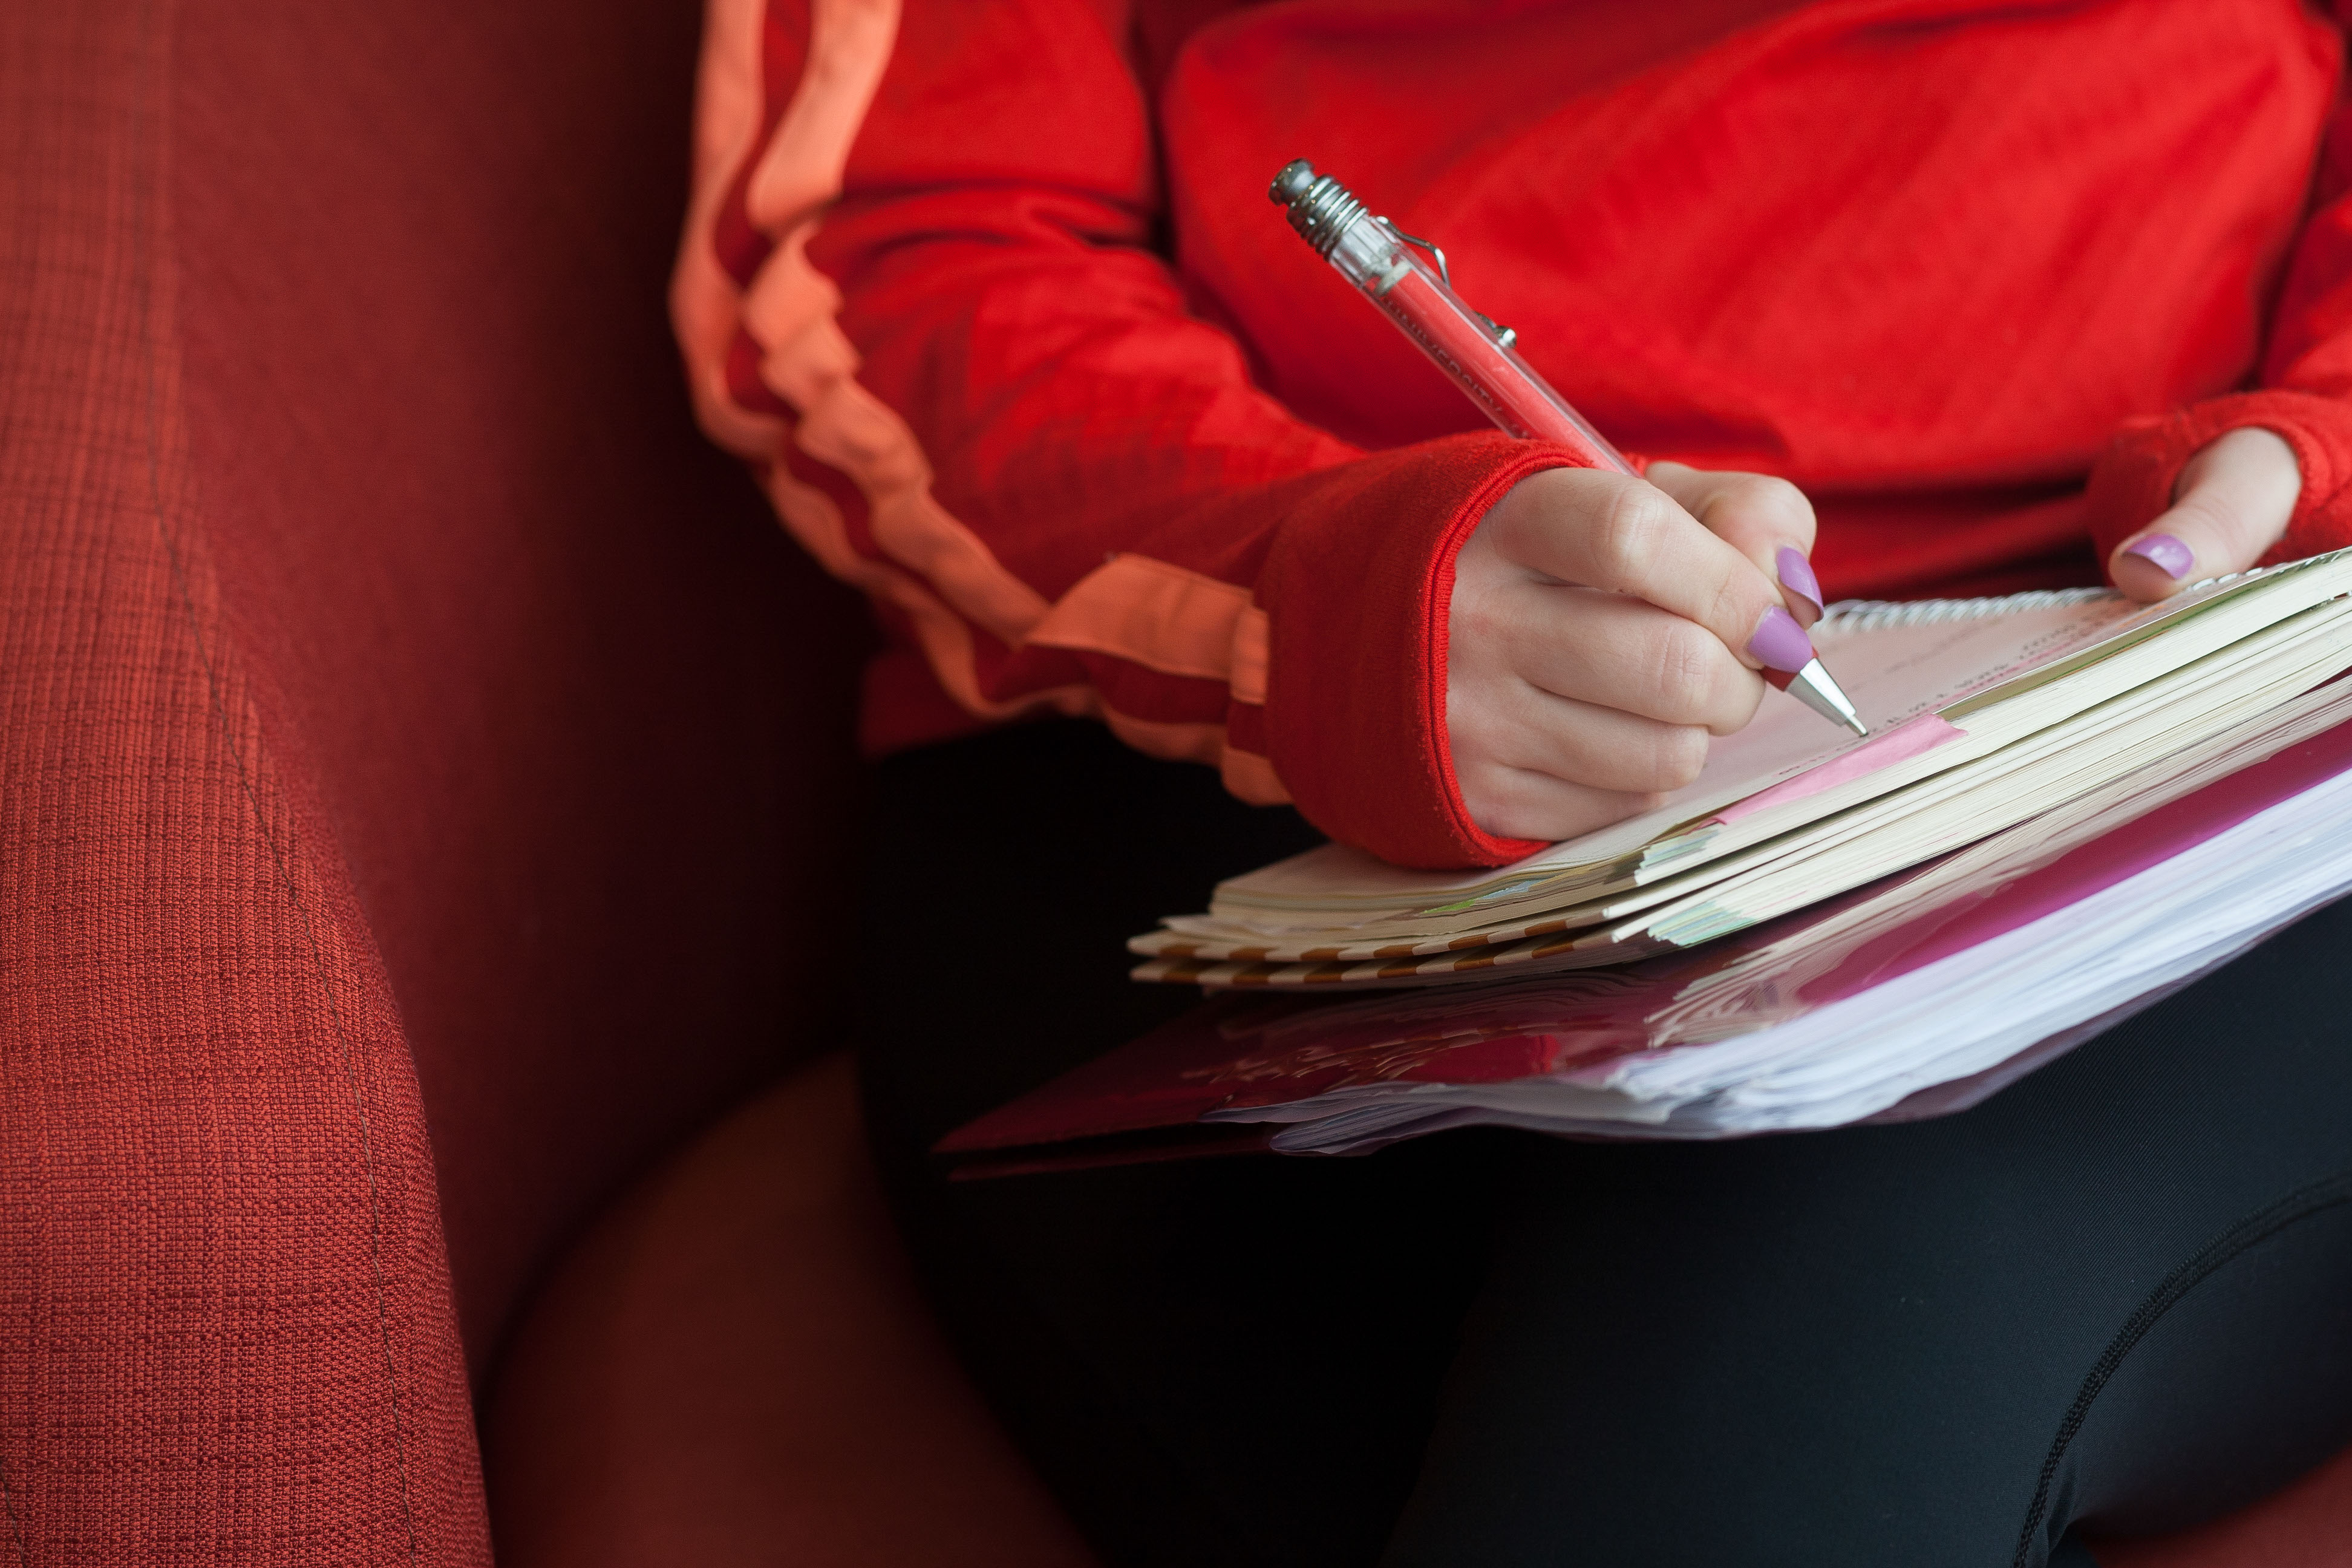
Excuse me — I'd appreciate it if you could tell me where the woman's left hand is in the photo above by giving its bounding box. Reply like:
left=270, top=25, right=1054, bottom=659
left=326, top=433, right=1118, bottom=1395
left=2109, top=427, right=2302, bottom=601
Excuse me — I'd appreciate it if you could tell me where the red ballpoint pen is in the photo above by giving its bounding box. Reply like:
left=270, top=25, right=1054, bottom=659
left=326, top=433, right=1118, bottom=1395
left=1268, top=159, right=1867, bottom=738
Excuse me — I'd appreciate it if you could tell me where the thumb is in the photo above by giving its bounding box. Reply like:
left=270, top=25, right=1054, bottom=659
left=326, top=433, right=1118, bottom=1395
left=2110, top=427, right=2301, bottom=601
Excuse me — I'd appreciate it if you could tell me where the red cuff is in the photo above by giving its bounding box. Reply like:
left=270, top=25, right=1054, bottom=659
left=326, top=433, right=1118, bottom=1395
left=2083, top=390, right=2352, bottom=572
left=1256, top=431, right=1596, bottom=871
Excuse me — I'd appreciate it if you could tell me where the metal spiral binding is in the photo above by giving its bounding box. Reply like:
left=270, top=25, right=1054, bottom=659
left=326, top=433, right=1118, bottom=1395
left=1806, top=552, right=2342, bottom=630
left=1818, top=554, right=2336, bottom=635
left=1817, top=587, right=2117, bottom=635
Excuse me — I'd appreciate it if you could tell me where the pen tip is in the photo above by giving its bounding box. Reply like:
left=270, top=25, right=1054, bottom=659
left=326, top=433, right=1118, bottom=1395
left=1783, top=658, right=1869, bottom=737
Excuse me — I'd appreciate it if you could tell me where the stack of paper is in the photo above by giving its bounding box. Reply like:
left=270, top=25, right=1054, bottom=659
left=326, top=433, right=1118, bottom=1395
left=1131, top=551, right=2352, bottom=988
left=1213, top=728, right=2352, bottom=1148
left=940, top=705, right=2352, bottom=1164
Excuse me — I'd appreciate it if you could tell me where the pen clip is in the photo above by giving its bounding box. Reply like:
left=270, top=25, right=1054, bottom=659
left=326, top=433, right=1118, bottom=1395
left=1387, top=224, right=1452, bottom=288
left=1388, top=224, right=1517, bottom=350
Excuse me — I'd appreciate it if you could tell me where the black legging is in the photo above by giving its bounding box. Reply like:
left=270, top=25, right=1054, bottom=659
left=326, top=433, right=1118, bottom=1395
left=857, top=720, right=2352, bottom=1568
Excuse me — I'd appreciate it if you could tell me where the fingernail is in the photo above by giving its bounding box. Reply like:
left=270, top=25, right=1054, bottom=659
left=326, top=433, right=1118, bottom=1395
left=1776, top=546, right=1824, bottom=618
left=2122, top=533, right=2194, bottom=581
left=1747, top=605, right=1816, bottom=675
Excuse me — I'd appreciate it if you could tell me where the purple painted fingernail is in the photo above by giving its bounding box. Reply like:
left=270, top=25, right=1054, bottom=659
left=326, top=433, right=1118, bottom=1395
left=1747, top=605, right=1816, bottom=675
left=2123, top=533, right=2195, bottom=581
left=1776, top=546, right=1824, bottom=618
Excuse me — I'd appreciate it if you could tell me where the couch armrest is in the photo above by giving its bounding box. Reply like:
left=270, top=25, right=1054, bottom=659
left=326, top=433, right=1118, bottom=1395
left=169, top=0, right=871, bottom=1375
left=2, top=0, right=864, bottom=1556
left=2, top=5, right=485, bottom=1558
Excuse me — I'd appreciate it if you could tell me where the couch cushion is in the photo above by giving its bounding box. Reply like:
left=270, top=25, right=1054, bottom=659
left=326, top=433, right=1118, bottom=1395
left=2088, top=1440, right=2352, bottom=1567
left=486, top=1053, right=1099, bottom=1566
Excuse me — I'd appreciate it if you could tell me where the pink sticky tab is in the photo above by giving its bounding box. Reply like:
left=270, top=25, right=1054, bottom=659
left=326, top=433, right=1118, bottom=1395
left=1714, top=713, right=1966, bottom=826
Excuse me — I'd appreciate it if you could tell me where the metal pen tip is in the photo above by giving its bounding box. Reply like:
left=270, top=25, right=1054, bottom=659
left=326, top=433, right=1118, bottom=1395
left=1783, top=657, right=1869, bottom=737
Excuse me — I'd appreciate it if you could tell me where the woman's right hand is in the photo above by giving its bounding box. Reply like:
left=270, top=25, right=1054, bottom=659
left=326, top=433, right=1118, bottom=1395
left=1446, top=462, right=1824, bottom=844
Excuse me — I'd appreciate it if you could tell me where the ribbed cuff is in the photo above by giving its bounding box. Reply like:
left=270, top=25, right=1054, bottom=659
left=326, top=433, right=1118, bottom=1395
left=2084, top=390, right=2352, bottom=570
left=1258, top=431, right=1596, bottom=869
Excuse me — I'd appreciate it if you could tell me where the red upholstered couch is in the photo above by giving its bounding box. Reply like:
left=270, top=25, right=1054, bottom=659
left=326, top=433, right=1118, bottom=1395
left=3, top=2, right=2347, bottom=1561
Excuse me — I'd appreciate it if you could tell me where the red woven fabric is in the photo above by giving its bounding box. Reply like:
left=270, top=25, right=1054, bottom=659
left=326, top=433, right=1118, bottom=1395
left=0, top=7, right=485, bottom=1557
left=169, top=0, right=869, bottom=1373
left=2, top=0, right=869, bottom=1555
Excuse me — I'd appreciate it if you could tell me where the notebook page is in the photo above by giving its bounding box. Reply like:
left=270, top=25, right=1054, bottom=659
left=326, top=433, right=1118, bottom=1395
left=1142, top=606, right=2351, bottom=962
left=1212, top=590, right=2139, bottom=920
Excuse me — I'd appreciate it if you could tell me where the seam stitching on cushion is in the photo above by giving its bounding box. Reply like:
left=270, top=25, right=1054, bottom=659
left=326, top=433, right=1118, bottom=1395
left=2009, top=1167, right=2352, bottom=1568
left=129, top=1, right=419, bottom=1559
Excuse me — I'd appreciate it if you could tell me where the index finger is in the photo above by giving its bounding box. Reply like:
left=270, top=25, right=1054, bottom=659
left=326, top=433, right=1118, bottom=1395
left=1645, top=462, right=1823, bottom=627
left=1482, top=466, right=1815, bottom=681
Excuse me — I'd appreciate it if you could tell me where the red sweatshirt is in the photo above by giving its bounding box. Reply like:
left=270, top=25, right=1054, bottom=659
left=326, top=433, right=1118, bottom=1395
left=675, top=0, right=2352, bottom=869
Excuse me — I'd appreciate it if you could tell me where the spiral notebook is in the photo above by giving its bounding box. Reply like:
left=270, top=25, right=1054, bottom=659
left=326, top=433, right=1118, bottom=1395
left=1130, top=549, right=2352, bottom=988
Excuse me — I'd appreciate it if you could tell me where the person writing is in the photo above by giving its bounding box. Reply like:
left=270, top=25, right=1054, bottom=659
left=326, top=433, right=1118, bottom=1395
left=676, top=1, right=2352, bottom=1562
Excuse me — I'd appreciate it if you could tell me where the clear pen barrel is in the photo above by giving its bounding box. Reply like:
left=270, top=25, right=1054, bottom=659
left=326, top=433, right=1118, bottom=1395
left=1324, top=211, right=1633, bottom=474
left=1269, top=160, right=1866, bottom=737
